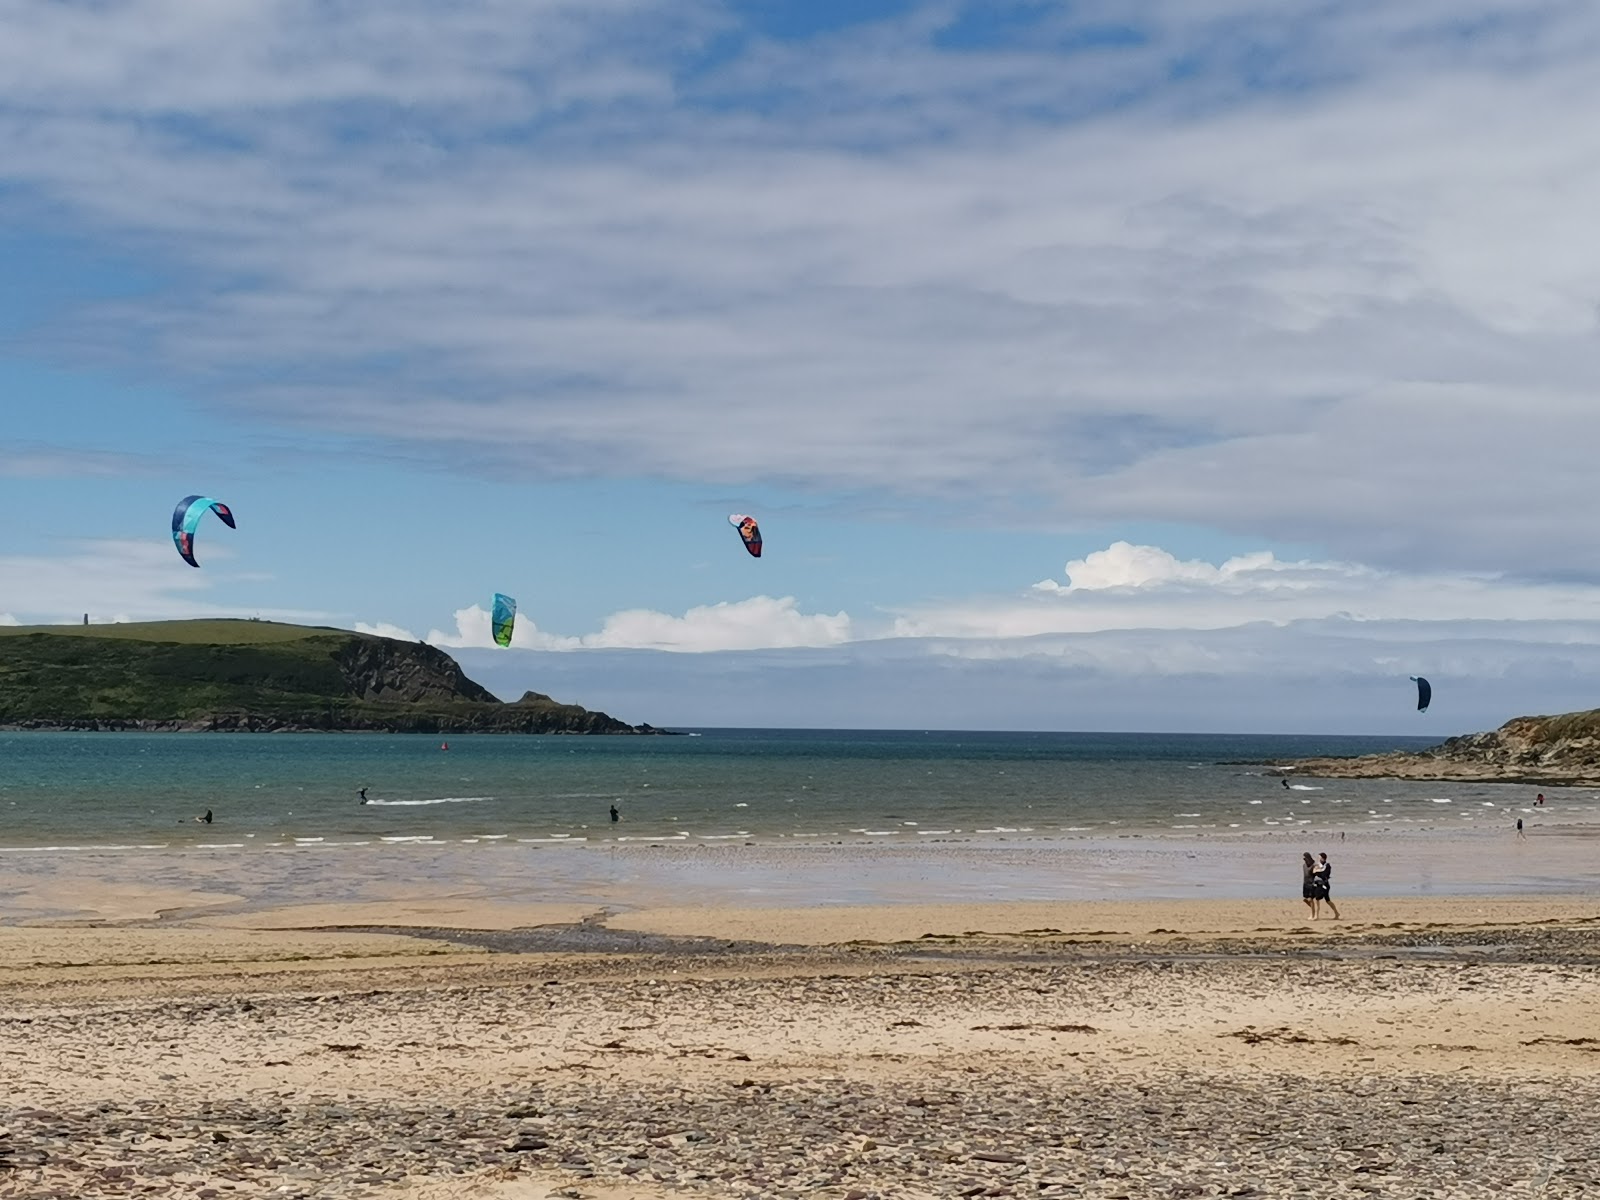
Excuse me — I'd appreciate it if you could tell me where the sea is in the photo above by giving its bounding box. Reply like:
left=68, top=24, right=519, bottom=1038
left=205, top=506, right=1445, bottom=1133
left=2, top=727, right=1584, bottom=850
left=6, top=729, right=1593, bottom=915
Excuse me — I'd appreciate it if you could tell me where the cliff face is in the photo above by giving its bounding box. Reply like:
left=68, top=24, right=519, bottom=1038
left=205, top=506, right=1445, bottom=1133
left=333, top=636, right=499, bottom=705
left=1271, top=710, right=1600, bottom=785
left=0, top=620, right=660, bottom=734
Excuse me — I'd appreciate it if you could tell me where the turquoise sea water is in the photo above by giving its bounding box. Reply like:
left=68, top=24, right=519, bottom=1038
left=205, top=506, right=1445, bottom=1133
left=0, top=728, right=1582, bottom=855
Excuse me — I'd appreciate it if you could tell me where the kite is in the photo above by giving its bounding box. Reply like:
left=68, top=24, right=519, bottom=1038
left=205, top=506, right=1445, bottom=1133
left=729, top=513, right=762, bottom=558
left=492, top=593, right=517, bottom=648
left=1410, top=676, right=1432, bottom=713
left=171, top=495, right=236, bottom=568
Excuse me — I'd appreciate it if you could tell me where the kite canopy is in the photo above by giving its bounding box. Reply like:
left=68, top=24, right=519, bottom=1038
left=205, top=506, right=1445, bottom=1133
left=1410, top=676, right=1432, bottom=713
left=728, top=513, right=762, bottom=558
left=171, top=495, right=236, bottom=568
left=491, top=593, right=517, bottom=648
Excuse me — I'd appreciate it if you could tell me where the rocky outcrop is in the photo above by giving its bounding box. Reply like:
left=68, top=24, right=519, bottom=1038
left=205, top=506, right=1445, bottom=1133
left=1268, top=710, right=1600, bottom=786
left=333, top=636, right=499, bottom=705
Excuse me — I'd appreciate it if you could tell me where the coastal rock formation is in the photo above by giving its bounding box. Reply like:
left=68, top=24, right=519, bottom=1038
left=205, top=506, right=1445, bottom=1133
left=1271, top=709, right=1600, bottom=785
left=0, top=618, right=661, bottom=734
left=333, top=635, right=499, bottom=704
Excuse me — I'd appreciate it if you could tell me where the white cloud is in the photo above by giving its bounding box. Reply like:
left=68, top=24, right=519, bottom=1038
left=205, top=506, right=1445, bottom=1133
left=0, top=539, right=325, bottom=625
left=1037, top=541, right=1321, bottom=592
left=420, top=596, right=852, bottom=653
left=6, top=2, right=1600, bottom=575
left=580, top=596, right=852, bottom=652
left=893, top=541, right=1600, bottom=639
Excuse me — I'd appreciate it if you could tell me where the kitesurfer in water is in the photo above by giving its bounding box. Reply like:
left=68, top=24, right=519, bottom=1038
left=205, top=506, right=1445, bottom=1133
left=1282, top=777, right=1291, bottom=790
left=610, top=804, right=620, bottom=823
left=196, top=809, right=213, bottom=825
left=358, top=787, right=369, bottom=805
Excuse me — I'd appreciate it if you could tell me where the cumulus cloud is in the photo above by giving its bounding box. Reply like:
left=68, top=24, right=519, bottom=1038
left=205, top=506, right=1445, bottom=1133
left=894, top=541, right=1600, bottom=639
left=1037, top=541, right=1334, bottom=592
left=6, top=1, right=1600, bottom=576
left=419, top=595, right=851, bottom=653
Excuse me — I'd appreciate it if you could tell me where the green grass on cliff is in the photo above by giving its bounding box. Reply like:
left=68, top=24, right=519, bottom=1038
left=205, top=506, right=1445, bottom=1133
left=0, top=623, right=373, bottom=722
left=0, top=619, right=632, bottom=732
left=0, top=618, right=338, bottom=645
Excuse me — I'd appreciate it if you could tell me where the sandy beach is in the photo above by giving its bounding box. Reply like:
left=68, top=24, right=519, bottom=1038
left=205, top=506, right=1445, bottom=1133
left=5, top=873, right=1600, bottom=1199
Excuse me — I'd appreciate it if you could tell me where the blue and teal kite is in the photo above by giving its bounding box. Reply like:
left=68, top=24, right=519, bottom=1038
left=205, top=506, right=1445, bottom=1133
left=171, top=495, right=236, bottom=568
left=492, top=593, right=517, bottom=648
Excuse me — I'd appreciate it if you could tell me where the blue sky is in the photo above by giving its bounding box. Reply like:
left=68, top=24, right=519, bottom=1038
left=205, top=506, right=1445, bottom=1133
left=4, top=0, right=1600, bottom=732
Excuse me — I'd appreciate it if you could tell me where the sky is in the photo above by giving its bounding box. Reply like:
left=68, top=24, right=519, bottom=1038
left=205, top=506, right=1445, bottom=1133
left=4, top=0, right=1600, bottom=732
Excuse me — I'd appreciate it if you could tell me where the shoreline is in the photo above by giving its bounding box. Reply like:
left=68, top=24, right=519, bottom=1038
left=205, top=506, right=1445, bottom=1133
left=3, top=824, right=1594, bottom=928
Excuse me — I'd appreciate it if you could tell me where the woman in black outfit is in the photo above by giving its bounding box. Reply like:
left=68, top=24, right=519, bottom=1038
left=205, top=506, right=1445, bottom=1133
left=1301, top=851, right=1319, bottom=919
left=1314, top=852, right=1340, bottom=920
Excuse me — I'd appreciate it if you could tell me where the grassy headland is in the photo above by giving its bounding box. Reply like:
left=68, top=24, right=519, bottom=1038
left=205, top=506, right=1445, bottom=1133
left=0, top=619, right=657, bottom=733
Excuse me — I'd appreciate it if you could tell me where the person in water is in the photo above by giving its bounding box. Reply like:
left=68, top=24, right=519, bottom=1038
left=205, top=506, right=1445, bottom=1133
left=358, top=787, right=369, bottom=805
left=196, top=809, right=213, bottom=824
left=1314, top=852, right=1340, bottom=920
left=609, top=804, right=620, bottom=823
left=1282, top=777, right=1291, bottom=789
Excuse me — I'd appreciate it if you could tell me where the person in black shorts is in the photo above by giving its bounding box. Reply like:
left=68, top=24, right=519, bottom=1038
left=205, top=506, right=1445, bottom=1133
left=1315, top=852, right=1340, bottom=920
left=1301, top=851, right=1320, bottom=918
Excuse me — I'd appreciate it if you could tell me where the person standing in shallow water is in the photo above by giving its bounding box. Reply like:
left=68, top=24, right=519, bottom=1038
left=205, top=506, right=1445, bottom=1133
left=609, top=804, right=619, bottom=823
left=1301, top=851, right=1320, bottom=919
left=1314, top=852, right=1340, bottom=920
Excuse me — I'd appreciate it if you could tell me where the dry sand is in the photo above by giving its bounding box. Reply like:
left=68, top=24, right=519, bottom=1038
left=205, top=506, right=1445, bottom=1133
left=5, top=894, right=1600, bottom=1197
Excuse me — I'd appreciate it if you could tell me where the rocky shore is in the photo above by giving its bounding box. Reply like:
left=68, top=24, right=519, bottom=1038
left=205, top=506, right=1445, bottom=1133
left=6, top=912, right=1600, bottom=1199
left=1266, top=708, right=1600, bottom=785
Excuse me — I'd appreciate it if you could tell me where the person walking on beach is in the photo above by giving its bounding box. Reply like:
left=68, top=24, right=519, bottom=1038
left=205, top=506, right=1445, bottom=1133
left=1314, top=852, right=1340, bottom=920
left=1516, top=817, right=1526, bottom=840
left=1301, top=851, right=1320, bottom=919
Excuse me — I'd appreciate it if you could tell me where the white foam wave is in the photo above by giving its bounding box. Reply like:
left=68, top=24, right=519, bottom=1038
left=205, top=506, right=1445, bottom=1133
left=1288, top=784, right=1322, bottom=791
left=365, top=796, right=488, bottom=807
